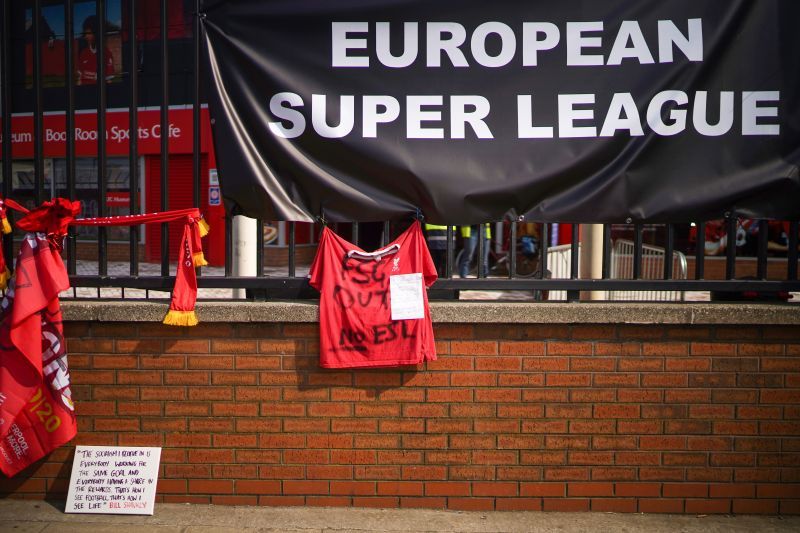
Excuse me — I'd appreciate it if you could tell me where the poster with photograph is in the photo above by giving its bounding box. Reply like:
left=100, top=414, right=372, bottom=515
left=25, top=0, right=122, bottom=88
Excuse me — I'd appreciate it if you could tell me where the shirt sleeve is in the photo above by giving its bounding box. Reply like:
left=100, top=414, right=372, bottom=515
left=308, top=228, right=327, bottom=291
left=415, top=222, right=438, bottom=288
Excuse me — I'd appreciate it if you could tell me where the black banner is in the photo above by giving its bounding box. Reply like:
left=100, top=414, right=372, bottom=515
left=200, top=0, right=800, bottom=223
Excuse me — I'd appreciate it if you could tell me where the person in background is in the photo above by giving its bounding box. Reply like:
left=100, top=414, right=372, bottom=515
left=77, top=15, right=114, bottom=85
left=458, top=224, right=491, bottom=278
left=424, top=223, right=454, bottom=278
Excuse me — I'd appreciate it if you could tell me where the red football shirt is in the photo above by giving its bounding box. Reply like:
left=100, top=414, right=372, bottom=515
left=309, top=221, right=438, bottom=369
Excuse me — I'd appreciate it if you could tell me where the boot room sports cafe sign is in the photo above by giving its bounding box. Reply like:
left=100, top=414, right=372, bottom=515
left=199, top=0, right=800, bottom=224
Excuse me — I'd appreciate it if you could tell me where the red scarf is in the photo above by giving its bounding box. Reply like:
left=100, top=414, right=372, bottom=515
left=70, top=207, right=210, bottom=326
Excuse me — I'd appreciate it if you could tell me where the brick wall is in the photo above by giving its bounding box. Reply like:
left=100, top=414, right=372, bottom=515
left=2, top=317, right=799, bottom=514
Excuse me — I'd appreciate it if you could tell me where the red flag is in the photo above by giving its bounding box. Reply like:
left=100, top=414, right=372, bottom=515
left=0, top=233, right=76, bottom=477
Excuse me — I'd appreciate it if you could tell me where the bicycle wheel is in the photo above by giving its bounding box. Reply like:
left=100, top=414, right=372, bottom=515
left=515, top=256, right=538, bottom=278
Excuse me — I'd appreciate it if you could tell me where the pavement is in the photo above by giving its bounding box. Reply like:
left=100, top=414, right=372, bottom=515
left=1, top=500, right=799, bottom=533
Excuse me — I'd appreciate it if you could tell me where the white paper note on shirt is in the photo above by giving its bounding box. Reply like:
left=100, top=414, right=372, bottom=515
left=390, top=273, right=424, bottom=320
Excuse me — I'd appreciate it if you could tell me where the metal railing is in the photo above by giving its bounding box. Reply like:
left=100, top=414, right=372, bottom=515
left=2, top=1, right=798, bottom=303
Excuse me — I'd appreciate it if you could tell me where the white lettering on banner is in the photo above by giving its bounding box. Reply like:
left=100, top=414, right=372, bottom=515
left=742, top=91, right=780, bottom=136
left=332, top=19, right=704, bottom=67
left=267, top=91, right=781, bottom=140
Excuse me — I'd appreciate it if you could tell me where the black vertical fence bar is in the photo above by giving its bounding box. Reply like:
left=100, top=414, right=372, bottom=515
left=66, top=0, right=77, bottom=275
left=477, top=223, right=485, bottom=278
left=97, top=0, right=107, bottom=276
left=601, top=224, right=611, bottom=279
left=255, top=218, right=264, bottom=276
left=509, top=221, right=517, bottom=278
left=351, top=221, right=359, bottom=246
left=445, top=226, right=453, bottom=279
left=788, top=221, right=798, bottom=280
left=757, top=220, right=768, bottom=279
left=570, top=225, right=579, bottom=279
left=383, top=220, right=390, bottom=247
left=632, top=223, right=643, bottom=279
left=725, top=216, right=736, bottom=280
left=33, top=0, right=44, bottom=205
left=695, top=222, right=705, bottom=279
left=567, top=224, right=579, bottom=301
left=159, top=0, right=169, bottom=276
left=192, top=0, right=201, bottom=209
left=288, top=222, right=296, bottom=277
left=539, top=223, right=548, bottom=279
left=663, top=224, right=674, bottom=279
left=1, top=0, right=12, bottom=268
left=224, top=215, right=232, bottom=276
left=128, top=0, right=138, bottom=275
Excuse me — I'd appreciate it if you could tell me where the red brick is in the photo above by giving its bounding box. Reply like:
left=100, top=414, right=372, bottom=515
left=448, top=498, right=495, bottom=511
left=500, top=341, right=546, bottom=355
left=642, top=373, right=688, bottom=387
left=594, top=405, right=639, bottom=419
left=684, top=499, right=731, bottom=514
left=451, top=340, right=497, bottom=355
left=258, top=495, right=305, bottom=506
left=475, top=356, right=522, bottom=371
left=615, top=482, right=661, bottom=497
left=688, top=437, right=732, bottom=451
left=476, top=389, right=521, bottom=402
left=330, top=481, right=376, bottom=496
left=140, top=386, right=186, bottom=401
left=472, top=481, right=518, bottom=497
left=475, top=420, right=519, bottom=433
left=592, top=498, right=637, bottom=513
left=330, top=450, right=376, bottom=465
left=522, top=420, right=569, bottom=434
left=283, top=480, right=329, bottom=495
left=567, top=482, right=613, bottom=497
left=710, top=483, right=755, bottom=498
left=427, top=389, right=472, bottom=402
left=595, top=342, right=641, bottom=356
left=591, top=466, right=639, bottom=481
left=523, top=357, right=568, bottom=371
left=163, top=371, right=209, bottom=385
left=187, top=355, right=233, bottom=369
left=570, top=420, right=615, bottom=434
left=187, top=480, right=233, bottom=494
left=425, top=481, right=471, bottom=496
left=354, top=466, right=401, bottom=480
left=189, top=386, right=234, bottom=401
left=497, top=373, right=544, bottom=387
left=732, top=499, right=778, bottom=514
left=163, top=339, right=209, bottom=353
left=547, top=342, right=593, bottom=356
left=211, top=372, right=258, bottom=385
left=232, top=480, right=283, bottom=495
left=640, top=436, right=686, bottom=450
left=568, top=451, right=613, bottom=465
left=352, top=496, right=399, bottom=508
left=496, top=498, right=542, bottom=511
left=542, top=498, right=590, bottom=511
left=618, top=358, right=664, bottom=371
left=666, top=358, right=711, bottom=371
left=306, top=465, right=353, bottom=480
left=756, top=483, right=800, bottom=498
left=566, top=390, right=613, bottom=404
left=376, top=481, right=423, bottom=496
left=593, top=373, right=639, bottom=387
left=663, top=483, right=708, bottom=497
left=379, top=419, right=424, bottom=433
left=638, top=498, right=684, bottom=513
left=401, top=466, right=447, bottom=480
left=445, top=372, right=495, bottom=387
left=543, top=467, right=590, bottom=481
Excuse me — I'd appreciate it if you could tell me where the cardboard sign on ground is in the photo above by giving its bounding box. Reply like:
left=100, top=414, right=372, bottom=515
left=65, top=446, right=161, bottom=515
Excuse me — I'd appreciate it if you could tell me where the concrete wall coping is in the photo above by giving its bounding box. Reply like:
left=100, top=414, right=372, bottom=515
left=61, top=300, right=800, bottom=325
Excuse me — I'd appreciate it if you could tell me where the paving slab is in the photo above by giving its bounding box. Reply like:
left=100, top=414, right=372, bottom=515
left=1, top=500, right=799, bottom=533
